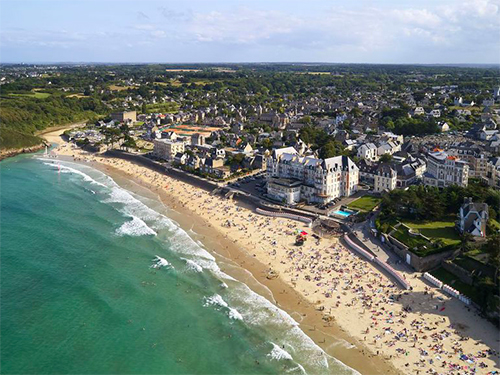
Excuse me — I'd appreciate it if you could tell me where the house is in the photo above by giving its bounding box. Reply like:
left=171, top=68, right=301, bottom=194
left=479, top=129, right=499, bottom=141
left=439, top=122, right=450, bottom=132
left=357, top=143, right=378, bottom=161
left=429, top=109, right=441, bottom=118
left=374, top=164, right=397, bottom=192
left=161, top=131, right=178, bottom=141
left=454, top=97, right=475, bottom=107
left=240, top=142, right=254, bottom=154
left=187, top=154, right=203, bottom=169
left=201, top=157, right=224, bottom=175
left=458, top=198, right=489, bottom=237
left=483, top=157, right=500, bottom=189
left=377, top=141, right=400, bottom=156
left=483, top=98, right=495, bottom=107
left=413, top=107, right=425, bottom=116
left=174, top=152, right=188, bottom=165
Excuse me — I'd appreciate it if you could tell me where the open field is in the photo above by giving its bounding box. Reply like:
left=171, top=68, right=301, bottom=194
left=8, top=92, right=51, bottom=99
left=347, top=195, right=381, bottom=212
left=109, top=85, right=135, bottom=91
left=165, top=68, right=201, bottom=72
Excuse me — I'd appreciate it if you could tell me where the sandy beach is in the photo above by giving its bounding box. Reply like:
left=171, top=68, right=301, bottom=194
left=42, top=128, right=500, bottom=375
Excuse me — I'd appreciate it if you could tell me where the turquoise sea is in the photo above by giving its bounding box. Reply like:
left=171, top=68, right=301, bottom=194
left=0, top=154, right=356, bottom=375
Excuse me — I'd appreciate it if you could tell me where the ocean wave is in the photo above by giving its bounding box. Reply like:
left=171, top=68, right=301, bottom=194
left=228, top=307, right=243, bottom=321
left=151, top=256, right=172, bottom=269
left=203, top=294, right=243, bottom=321
left=203, top=294, right=228, bottom=309
left=116, top=216, right=157, bottom=236
left=268, top=342, right=293, bottom=361
left=42, top=162, right=107, bottom=187
left=181, top=258, right=203, bottom=273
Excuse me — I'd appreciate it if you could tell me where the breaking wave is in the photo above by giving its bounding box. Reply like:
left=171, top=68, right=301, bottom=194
left=268, top=342, right=293, bottom=361
left=151, top=256, right=173, bottom=269
left=181, top=258, right=203, bottom=273
left=116, top=215, right=157, bottom=237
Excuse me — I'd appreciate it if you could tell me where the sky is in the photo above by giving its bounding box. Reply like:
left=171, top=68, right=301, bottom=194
left=1, top=0, right=499, bottom=64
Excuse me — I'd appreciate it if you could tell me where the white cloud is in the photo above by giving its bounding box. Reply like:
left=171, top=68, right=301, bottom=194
left=1, top=0, right=498, bottom=63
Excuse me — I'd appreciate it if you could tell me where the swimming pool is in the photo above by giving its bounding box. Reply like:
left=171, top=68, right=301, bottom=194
left=333, top=210, right=352, bottom=217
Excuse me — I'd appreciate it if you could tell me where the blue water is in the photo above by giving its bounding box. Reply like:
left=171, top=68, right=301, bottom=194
left=333, top=210, right=352, bottom=217
left=0, top=154, right=355, bottom=375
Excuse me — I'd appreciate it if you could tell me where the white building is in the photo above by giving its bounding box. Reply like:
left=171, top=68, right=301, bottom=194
left=439, top=122, right=450, bottom=132
left=423, top=149, right=469, bottom=188
left=374, top=164, right=397, bottom=192
left=429, top=109, right=441, bottom=118
left=377, top=141, right=401, bottom=157
left=153, top=139, right=185, bottom=160
left=357, top=143, right=378, bottom=161
left=266, top=148, right=358, bottom=204
left=266, top=178, right=302, bottom=205
left=413, top=107, right=425, bottom=116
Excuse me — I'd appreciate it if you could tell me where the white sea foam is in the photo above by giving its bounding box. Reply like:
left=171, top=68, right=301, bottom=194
left=151, top=256, right=172, bottom=269
left=203, top=294, right=228, bottom=308
left=116, top=216, right=157, bottom=236
left=181, top=258, right=203, bottom=273
left=228, top=307, right=243, bottom=321
left=268, top=343, right=293, bottom=361
left=43, top=162, right=106, bottom=187
left=203, top=294, right=244, bottom=321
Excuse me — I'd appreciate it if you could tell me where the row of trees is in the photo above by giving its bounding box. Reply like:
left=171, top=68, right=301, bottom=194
left=380, top=182, right=500, bottom=223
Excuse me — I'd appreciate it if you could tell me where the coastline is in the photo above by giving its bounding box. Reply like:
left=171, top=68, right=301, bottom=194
left=0, top=143, right=47, bottom=161
left=40, top=128, right=500, bottom=375
left=0, top=122, right=84, bottom=162
left=94, top=160, right=396, bottom=375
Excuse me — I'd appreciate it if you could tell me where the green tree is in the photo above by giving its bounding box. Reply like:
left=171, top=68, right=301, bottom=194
left=379, top=154, right=393, bottom=163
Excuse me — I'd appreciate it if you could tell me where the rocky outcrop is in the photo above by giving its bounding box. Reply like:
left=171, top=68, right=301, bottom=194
left=0, top=142, right=48, bottom=161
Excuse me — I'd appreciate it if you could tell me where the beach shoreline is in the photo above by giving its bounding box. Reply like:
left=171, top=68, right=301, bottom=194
left=41, top=128, right=500, bottom=375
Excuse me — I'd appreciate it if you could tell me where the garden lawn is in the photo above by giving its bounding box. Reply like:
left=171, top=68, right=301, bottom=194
left=404, top=219, right=461, bottom=246
left=391, top=225, right=431, bottom=249
left=347, top=195, right=381, bottom=212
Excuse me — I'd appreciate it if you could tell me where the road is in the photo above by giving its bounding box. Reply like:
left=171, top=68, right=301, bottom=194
left=351, top=213, right=414, bottom=274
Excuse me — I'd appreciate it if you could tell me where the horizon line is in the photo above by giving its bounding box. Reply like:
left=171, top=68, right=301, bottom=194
left=2, top=61, right=500, bottom=67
